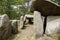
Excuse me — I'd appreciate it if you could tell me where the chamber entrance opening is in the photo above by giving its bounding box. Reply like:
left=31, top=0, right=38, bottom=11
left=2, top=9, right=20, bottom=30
left=43, top=17, right=47, bottom=34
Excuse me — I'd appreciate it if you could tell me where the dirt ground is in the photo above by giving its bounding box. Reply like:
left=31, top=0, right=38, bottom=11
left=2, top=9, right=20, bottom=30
left=7, top=24, right=35, bottom=40
left=7, top=24, right=60, bottom=40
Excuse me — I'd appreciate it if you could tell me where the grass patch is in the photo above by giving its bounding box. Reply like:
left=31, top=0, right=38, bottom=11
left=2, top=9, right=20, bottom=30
left=46, top=34, right=60, bottom=40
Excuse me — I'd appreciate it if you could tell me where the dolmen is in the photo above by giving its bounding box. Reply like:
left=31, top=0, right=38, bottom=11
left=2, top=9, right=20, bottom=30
left=29, top=0, right=60, bottom=39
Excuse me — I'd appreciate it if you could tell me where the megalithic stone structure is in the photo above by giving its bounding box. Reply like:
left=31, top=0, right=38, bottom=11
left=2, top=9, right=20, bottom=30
left=34, top=11, right=44, bottom=39
left=30, top=0, right=60, bottom=16
left=45, top=16, right=60, bottom=34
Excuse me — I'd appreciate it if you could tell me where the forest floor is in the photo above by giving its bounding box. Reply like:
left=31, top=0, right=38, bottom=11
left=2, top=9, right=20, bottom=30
left=7, top=24, right=35, bottom=40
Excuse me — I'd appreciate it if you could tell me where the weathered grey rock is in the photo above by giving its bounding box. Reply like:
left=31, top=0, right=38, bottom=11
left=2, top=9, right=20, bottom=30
left=34, top=11, right=44, bottom=38
left=2, top=22, right=12, bottom=40
left=10, top=20, right=18, bottom=34
left=25, top=14, right=33, bottom=24
left=0, top=14, right=12, bottom=40
left=0, top=14, right=9, bottom=28
left=20, top=16, right=24, bottom=29
left=45, top=16, right=60, bottom=34
left=30, top=0, right=60, bottom=16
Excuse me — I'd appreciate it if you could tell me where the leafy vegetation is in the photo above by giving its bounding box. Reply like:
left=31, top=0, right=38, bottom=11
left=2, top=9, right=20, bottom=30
left=0, top=0, right=30, bottom=19
left=51, top=0, right=60, bottom=4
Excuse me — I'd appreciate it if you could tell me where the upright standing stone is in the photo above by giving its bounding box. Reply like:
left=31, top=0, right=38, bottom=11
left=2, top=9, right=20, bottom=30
left=0, top=14, right=12, bottom=40
left=45, top=16, right=60, bottom=34
left=34, top=11, right=44, bottom=38
left=0, top=14, right=9, bottom=28
left=10, top=20, right=18, bottom=34
left=20, top=16, right=24, bottom=29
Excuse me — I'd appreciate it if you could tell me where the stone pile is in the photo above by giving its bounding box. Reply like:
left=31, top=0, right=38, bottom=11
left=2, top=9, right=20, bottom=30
left=34, top=11, right=44, bottom=38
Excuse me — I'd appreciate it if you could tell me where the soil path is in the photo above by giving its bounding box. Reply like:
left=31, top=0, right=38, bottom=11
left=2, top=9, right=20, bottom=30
left=7, top=24, right=35, bottom=40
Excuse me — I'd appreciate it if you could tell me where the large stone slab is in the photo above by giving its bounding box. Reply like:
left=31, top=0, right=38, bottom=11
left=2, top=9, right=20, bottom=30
left=30, top=0, right=60, bottom=16
left=34, top=11, right=44, bottom=38
left=45, top=16, right=60, bottom=34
